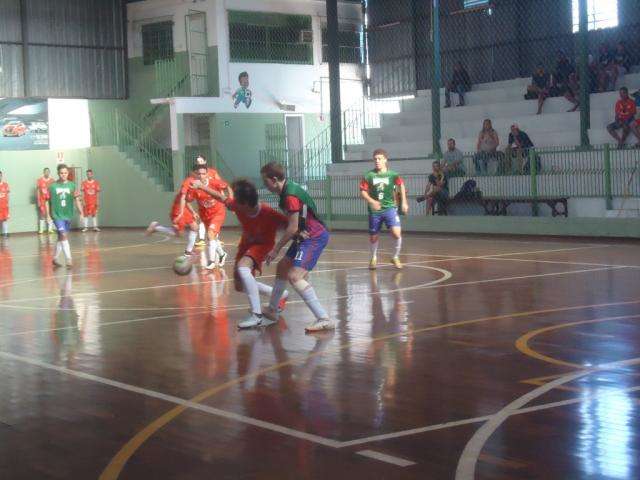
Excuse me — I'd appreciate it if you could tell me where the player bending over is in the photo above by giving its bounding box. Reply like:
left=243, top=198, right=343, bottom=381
left=260, top=162, right=334, bottom=332
left=360, top=149, right=408, bottom=270
left=206, top=179, right=290, bottom=328
left=46, top=164, right=84, bottom=268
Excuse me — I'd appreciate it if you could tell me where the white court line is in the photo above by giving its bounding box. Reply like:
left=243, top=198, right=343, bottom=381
left=340, top=384, right=640, bottom=448
left=356, top=450, right=416, bottom=467
left=0, top=350, right=343, bottom=448
left=484, top=256, right=640, bottom=270
left=0, top=265, right=452, bottom=336
left=455, top=356, right=640, bottom=480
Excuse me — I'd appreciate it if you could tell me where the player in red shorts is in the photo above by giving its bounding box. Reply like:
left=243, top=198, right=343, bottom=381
left=36, top=167, right=55, bottom=234
left=146, top=191, right=200, bottom=256
left=183, top=164, right=231, bottom=269
left=0, top=171, right=9, bottom=238
left=81, top=169, right=101, bottom=232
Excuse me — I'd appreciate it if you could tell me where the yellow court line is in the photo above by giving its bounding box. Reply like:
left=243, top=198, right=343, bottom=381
left=100, top=299, right=640, bottom=480
left=515, top=314, right=640, bottom=369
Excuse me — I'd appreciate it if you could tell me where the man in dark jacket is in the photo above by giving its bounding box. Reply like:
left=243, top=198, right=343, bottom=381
left=445, top=62, right=472, bottom=108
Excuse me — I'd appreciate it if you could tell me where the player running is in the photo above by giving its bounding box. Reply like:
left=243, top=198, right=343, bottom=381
left=36, top=167, right=55, bottom=234
left=146, top=190, right=200, bottom=257
left=46, top=164, right=83, bottom=268
left=81, top=169, right=101, bottom=232
left=260, top=162, right=334, bottom=332
left=0, top=171, right=9, bottom=238
left=184, top=164, right=231, bottom=270
left=360, top=149, right=408, bottom=270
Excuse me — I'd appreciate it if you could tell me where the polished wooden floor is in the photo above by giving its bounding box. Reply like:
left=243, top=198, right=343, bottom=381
left=0, top=229, right=639, bottom=479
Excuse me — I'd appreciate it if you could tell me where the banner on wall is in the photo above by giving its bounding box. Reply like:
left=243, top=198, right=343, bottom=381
left=0, top=98, right=49, bottom=150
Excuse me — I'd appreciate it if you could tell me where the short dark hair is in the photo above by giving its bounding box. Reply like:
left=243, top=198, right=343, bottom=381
left=620, top=86, right=629, bottom=93
left=232, top=179, right=258, bottom=208
left=372, top=148, right=388, bottom=159
left=260, top=162, right=286, bottom=181
left=196, top=154, right=206, bottom=162
left=43, top=167, right=50, bottom=173
left=239, top=71, right=249, bottom=81
left=86, top=169, right=93, bottom=174
left=57, top=163, right=68, bottom=172
left=194, top=163, right=207, bottom=172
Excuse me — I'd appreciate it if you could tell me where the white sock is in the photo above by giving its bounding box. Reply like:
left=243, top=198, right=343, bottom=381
left=370, top=238, right=379, bottom=258
left=1, top=222, right=7, bottom=235
left=256, top=281, right=273, bottom=297
left=238, top=266, right=262, bottom=314
left=208, top=239, right=218, bottom=264
left=393, top=237, right=402, bottom=258
left=186, top=230, right=197, bottom=252
left=47, top=220, right=54, bottom=230
left=39, top=219, right=45, bottom=232
left=269, top=278, right=288, bottom=310
left=155, top=224, right=176, bottom=236
left=62, top=240, right=72, bottom=261
left=293, top=279, right=328, bottom=320
left=198, top=222, right=206, bottom=240
left=216, top=241, right=226, bottom=256
left=82, top=217, right=88, bottom=229
left=54, top=241, right=63, bottom=259
left=92, top=217, right=98, bottom=228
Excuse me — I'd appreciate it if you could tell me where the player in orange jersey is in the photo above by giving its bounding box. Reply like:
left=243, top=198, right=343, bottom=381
left=186, top=155, right=224, bottom=247
left=81, top=169, right=101, bottom=232
left=201, top=178, right=290, bottom=328
left=182, top=164, right=231, bottom=269
left=146, top=191, right=200, bottom=256
left=0, top=171, right=9, bottom=238
left=36, top=167, right=55, bottom=234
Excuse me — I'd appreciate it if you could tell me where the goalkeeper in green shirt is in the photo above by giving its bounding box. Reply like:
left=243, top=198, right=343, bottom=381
left=46, top=164, right=84, bottom=268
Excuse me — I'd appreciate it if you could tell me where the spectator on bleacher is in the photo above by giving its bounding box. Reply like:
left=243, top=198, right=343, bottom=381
left=597, top=42, right=618, bottom=92
left=525, top=64, right=551, bottom=115
left=613, top=42, right=631, bottom=76
left=424, top=160, right=449, bottom=215
left=607, top=86, right=637, bottom=148
left=443, top=138, right=465, bottom=177
left=444, top=62, right=471, bottom=108
left=473, top=119, right=500, bottom=174
left=506, top=124, right=537, bottom=174
left=564, top=72, right=580, bottom=112
left=553, top=51, right=575, bottom=94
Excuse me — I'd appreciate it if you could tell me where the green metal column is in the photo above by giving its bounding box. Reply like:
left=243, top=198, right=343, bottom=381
left=326, top=0, right=343, bottom=163
left=430, top=0, right=442, bottom=158
left=578, top=0, right=590, bottom=147
left=603, top=143, right=613, bottom=210
left=530, top=148, right=538, bottom=216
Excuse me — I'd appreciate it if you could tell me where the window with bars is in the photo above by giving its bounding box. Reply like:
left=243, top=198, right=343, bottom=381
left=228, top=11, right=313, bottom=64
left=142, top=21, right=174, bottom=65
left=572, top=0, right=618, bottom=33
left=321, top=26, right=362, bottom=64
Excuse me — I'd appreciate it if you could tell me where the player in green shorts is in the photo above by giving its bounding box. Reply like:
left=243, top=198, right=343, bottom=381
left=359, top=149, right=408, bottom=270
left=46, top=164, right=84, bottom=268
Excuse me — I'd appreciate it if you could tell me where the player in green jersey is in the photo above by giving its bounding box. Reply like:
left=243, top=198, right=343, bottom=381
left=359, top=149, right=408, bottom=270
left=46, top=164, right=84, bottom=268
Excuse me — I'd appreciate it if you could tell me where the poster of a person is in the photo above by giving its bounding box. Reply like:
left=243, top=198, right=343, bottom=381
left=232, top=72, right=252, bottom=109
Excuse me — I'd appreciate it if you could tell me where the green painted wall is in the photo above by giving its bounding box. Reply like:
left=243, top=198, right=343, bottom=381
left=0, top=149, right=89, bottom=233
left=304, top=113, right=329, bottom=142
left=207, top=46, right=220, bottom=97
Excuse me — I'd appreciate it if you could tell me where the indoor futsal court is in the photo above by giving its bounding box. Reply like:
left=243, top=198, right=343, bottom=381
left=1, top=230, right=639, bottom=479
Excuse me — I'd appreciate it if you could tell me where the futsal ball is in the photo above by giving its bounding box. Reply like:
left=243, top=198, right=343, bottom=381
left=173, top=255, right=193, bottom=276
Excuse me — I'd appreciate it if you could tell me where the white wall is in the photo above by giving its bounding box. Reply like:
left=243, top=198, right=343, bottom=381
left=48, top=99, right=91, bottom=150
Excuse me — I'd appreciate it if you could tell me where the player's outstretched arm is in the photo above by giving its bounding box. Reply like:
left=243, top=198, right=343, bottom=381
left=74, top=193, right=84, bottom=217
left=198, top=184, right=227, bottom=202
left=399, top=182, right=409, bottom=214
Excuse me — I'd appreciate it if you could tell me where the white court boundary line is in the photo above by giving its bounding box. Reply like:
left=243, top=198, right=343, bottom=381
left=455, top=356, right=640, bottom=480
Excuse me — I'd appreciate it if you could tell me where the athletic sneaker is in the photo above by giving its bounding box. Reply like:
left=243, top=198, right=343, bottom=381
left=369, top=256, right=377, bottom=270
left=81, top=228, right=88, bottom=233
left=205, top=261, right=218, bottom=270
left=278, top=291, right=289, bottom=312
left=217, top=251, right=227, bottom=267
left=238, top=313, right=276, bottom=329
left=66, top=261, right=73, bottom=270
left=391, top=256, right=403, bottom=270
left=305, top=319, right=335, bottom=332
left=262, top=305, right=283, bottom=321
left=93, top=227, right=100, bottom=232
left=145, top=221, right=158, bottom=236
left=195, top=239, right=206, bottom=248
left=52, top=258, right=63, bottom=268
